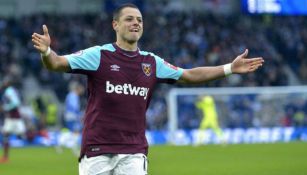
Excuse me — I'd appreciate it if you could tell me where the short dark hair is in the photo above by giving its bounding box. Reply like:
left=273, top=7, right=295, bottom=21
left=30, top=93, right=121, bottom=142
left=1, top=75, right=14, bottom=88
left=113, top=3, right=140, bottom=21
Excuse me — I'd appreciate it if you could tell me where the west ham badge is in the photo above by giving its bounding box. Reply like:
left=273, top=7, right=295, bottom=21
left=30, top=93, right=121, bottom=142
left=142, top=63, right=152, bottom=76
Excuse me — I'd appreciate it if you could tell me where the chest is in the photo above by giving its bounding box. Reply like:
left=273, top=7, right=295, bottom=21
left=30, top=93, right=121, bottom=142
left=98, top=52, right=157, bottom=85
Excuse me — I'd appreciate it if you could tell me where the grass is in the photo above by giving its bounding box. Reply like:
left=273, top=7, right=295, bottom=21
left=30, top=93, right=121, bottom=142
left=1, top=142, right=307, bottom=175
left=0, top=147, right=77, bottom=175
left=149, top=142, right=307, bottom=175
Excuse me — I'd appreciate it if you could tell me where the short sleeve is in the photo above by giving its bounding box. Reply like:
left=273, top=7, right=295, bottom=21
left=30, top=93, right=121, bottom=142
left=154, top=55, right=183, bottom=80
left=3, top=87, right=20, bottom=111
left=65, top=46, right=102, bottom=71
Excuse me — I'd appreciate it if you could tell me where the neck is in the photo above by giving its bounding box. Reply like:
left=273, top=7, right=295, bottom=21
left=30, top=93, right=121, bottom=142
left=115, top=41, right=138, bottom=51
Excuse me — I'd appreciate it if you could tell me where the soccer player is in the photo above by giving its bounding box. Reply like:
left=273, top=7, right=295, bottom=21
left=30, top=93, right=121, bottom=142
left=56, top=81, right=84, bottom=156
left=31, top=3, right=264, bottom=175
left=0, top=76, right=26, bottom=163
left=63, top=81, right=84, bottom=133
left=194, top=95, right=225, bottom=145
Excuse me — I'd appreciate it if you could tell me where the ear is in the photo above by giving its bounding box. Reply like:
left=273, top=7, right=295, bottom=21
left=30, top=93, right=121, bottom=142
left=112, top=20, right=118, bottom=32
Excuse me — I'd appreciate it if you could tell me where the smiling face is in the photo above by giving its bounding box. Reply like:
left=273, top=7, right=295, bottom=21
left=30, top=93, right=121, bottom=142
left=112, top=7, right=143, bottom=48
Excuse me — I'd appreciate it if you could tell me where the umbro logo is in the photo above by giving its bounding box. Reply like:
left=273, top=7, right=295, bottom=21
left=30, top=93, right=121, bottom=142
left=110, top=64, right=120, bottom=71
left=90, top=147, right=100, bottom=152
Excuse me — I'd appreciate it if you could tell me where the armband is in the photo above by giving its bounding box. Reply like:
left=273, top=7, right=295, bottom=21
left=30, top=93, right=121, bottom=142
left=41, top=47, right=51, bottom=57
left=223, top=63, right=232, bottom=76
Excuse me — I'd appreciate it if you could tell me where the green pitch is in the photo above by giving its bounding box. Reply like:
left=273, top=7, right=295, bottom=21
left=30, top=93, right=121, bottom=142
left=1, top=142, right=306, bottom=175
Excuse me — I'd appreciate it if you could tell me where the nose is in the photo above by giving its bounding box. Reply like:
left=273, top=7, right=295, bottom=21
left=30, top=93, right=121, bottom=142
left=132, top=19, right=140, bottom=25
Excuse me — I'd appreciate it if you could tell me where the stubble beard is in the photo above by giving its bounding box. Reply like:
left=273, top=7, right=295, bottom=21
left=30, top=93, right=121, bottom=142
left=125, top=34, right=140, bottom=45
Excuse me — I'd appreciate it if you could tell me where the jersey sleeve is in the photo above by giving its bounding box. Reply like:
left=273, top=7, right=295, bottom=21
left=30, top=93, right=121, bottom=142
left=3, top=87, right=20, bottom=111
left=65, top=46, right=101, bottom=72
left=154, top=55, right=183, bottom=80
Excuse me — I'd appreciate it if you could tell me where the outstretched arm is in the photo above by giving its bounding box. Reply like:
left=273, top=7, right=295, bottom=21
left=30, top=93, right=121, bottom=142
left=32, top=25, right=70, bottom=72
left=178, top=49, right=264, bottom=84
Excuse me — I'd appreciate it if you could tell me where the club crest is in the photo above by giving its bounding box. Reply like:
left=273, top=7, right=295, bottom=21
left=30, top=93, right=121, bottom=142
left=142, top=63, right=152, bottom=76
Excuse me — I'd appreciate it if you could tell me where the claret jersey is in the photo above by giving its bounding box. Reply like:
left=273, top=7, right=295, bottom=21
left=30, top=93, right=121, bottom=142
left=65, top=43, right=183, bottom=160
left=2, top=86, right=21, bottom=119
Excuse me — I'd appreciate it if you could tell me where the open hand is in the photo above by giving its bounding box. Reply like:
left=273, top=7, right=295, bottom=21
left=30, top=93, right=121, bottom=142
left=32, top=25, right=51, bottom=54
left=231, top=49, right=264, bottom=74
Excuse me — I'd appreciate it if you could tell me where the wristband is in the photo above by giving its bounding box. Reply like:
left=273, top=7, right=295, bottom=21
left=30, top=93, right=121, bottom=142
left=223, top=63, right=232, bottom=76
left=41, top=47, right=51, bottom=57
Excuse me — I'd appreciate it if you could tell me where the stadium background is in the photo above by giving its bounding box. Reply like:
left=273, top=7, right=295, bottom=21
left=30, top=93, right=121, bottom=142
left=0, top=0, right=307, bottom=174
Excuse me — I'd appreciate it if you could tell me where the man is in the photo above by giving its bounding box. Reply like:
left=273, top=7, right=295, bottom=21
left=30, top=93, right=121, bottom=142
left=194, top=95, right=225, bottom=145
left=0, top=76, right=26, bottom=163
left=31, top=3, right=264, bottom=175
left=56, top=81, right=84, bottom=156
left=63, top=81, right=84, bottom=132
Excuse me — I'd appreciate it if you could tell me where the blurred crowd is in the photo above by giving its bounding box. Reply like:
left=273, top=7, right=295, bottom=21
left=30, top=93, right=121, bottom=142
left=1, top=2, right=307, bottom=134
left=178, top=93, right=307, bottom=130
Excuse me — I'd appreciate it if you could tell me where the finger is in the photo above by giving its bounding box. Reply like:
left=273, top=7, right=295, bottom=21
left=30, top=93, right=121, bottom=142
left=43, top=25, right=49, bottom=36
left=249, top=59, right=264, bottom=66
left=32, top=33, right=43, bottom=40
left=250, top=63, right=261, bottom=69
left=32, top=32, right=39, bottom=36
left=240, top=49, right=248, bottom=58
left=32, top=36, right=42, bottom=43
left=252, top=61, right=263, bottom=66
left=33, top=45, right=43, bottom=51
left=33, top=45, right=40, bottom=49
left=257, top=63, right=263, bottom=68
left=33, top=32, right=42, bottom=37
left=248, top=65, right=257, bottom=72
left=249, top=63, right=262, bottom=72
left=244, top=57, right=264, bottom=63
left=32, top=38, right=41, bottom=45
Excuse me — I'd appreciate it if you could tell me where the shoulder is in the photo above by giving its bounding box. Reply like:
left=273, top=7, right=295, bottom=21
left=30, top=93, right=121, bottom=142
left=76, top=43, right=115, bottom=54
left=4, top=86, right=18, bottom=98
left=83, top=43, right=115, bottom=53
left=100, top=43, right=116, bottom=52
left=4, top=86, right=15, bottom=94
left=139, top=50, right=156, bottom=57
left=139, top=50, right=162, bottom=61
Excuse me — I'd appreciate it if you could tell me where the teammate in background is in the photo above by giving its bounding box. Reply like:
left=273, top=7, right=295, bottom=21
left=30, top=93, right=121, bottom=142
left=31, top=3, right=264, bottom=175
left=56, top=81, right=84, bottom=156
left=0, top=76, right=26, bottom=163
left=194, top=95, right=225, bottom=145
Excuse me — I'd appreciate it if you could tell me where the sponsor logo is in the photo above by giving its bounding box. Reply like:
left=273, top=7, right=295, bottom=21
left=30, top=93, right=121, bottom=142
left=142, top=63, right=152, bottom=76
left=106, top=81, right=149, bottom=100
left=110, top=64, right=120, bottom=71
left=163, top=61, right=178, bottom=70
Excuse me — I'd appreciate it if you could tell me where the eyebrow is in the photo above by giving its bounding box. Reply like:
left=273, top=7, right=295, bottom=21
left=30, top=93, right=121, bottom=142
left=124, top=15, right=142, bottom=19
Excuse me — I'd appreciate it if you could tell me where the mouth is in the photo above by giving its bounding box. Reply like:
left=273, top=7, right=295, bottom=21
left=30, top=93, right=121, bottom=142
left=130, top=28, right=140, bottom=33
